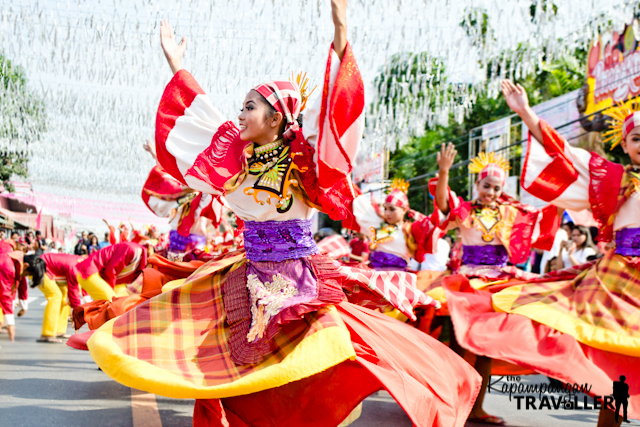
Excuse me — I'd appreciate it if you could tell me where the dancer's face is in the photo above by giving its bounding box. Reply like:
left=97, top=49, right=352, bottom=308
left=383, top=203, right=405, bottom=225
left=623, top=127, right=640, bottom=166
left=238, top=90, right=283, bottom=143
left=476, top=176, right=503, bottom=205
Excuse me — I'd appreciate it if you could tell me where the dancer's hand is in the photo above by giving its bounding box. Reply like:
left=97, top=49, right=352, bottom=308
left=501, top=80, right=529, bottom=116
left=501, top=79, right=544, bottom=143
left=331, top=0, right=348, bottom=60
left=436, top=143, right=457, bottom=173
left=160, top=20, right=186, bottom=74
left=143, top=139, right=157, bottom=161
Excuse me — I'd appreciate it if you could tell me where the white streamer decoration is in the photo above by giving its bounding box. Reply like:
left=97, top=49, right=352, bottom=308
left=0, top=0, right=637, bottom=230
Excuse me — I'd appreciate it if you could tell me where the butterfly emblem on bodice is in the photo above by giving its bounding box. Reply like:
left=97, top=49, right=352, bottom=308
left=472, top=205, right=502, bottom=243
left=244, top=142, right=308, bottom=214
left=369, top=223, right=398, bottom=250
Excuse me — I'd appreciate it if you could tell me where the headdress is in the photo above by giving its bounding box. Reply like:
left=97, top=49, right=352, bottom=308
left=468, top=152, right=510, bottom=185
left=253, top=73, right=316, bottom=142
left=602, top=97, right=640, bottom=150
left=384, top=178, right=410, bottom=210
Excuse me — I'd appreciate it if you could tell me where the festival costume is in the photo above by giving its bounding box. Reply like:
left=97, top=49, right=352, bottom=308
left=76, top=242, right=147, bottom=302
left=142, top=165, right=224, bottom=260
left=37, top=253, right=83, bottom=337
left=417, top=153, right=559, bottom=377
left=0, top=241, right=23, bottom=327
left=87, top=43, right=481, bottom=427
left=440, top=117, right=640, bottom=418
left=348, top=180, right=440, bottom=272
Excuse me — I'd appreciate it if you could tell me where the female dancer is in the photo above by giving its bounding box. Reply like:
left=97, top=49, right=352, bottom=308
left=75, top=241, right=147, bottom=301
left=0, top=239, right=22, bottom=342
left=349, top=179, right=437, bottom=272
left=441, top=80, right=640, bottom=426
left=420, top=145, right=559, bottom=425
left=141, top=146, right=223, bottom=261
left=29, top=253, right=84, bottom=343
left=87, top=2, right=482, bottom=426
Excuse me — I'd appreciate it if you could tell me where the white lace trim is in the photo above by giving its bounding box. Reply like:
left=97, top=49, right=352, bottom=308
left=246, top=273, right=298, bottom=343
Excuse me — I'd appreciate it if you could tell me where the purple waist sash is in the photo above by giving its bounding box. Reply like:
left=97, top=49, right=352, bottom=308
left=369, top=251, right=408, bottom=271
left=616, top=227, right=640, bottom=256
left=462, top=244, right=509, bottom=267
left=243, top=219, right=318, bottom=262
left=168, top=230, right=206, bottom=253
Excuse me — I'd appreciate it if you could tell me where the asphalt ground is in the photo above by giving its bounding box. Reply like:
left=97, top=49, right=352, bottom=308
left=1, top=296, right=638, bottom=427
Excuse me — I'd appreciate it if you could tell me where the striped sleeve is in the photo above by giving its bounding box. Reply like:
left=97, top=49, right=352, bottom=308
left=302, top=42, right=365, bottom=192
left=155, top=70, right=248, bottom=195
left=521, top=120, right=591, bottom=211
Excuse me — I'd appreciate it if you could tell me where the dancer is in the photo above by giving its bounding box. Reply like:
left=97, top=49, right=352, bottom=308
left=348, top=178, right=439, bottom=271
left=87, top=3, right=482, bottom=426
left=440, top=80, right=640, bottom=426
left=0, top=239, right=23, bottom=342
left=75, top=241, right=147, bottom=302
left=28, top=253, right=84, bottom=343
left=141, top=143, right=223, bottom=261
left=419, top=144, right=559, bottom=425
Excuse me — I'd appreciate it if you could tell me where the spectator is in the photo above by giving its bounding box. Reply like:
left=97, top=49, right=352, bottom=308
left=561, top=221, right=575, bottom=236
left=25, top=231, right=36, bottom=255
left=539, top=225, right=569, bottom=274
left=87, top=235, right=100, bottom=254
left=99, top=232, right=111, bottom=249
left=348, top=232, right=370, bottom=262
left=74, top=231, right=89, bottom=255
left=34, top=230, right=47, bottom=256
left=48, top=242, right=58, bottom=253
left=561, top=225, right=596, bottom=268
left=544, top=256, right=565, bottom=274
left=0, top=230, right=5, bottom=240
left=10, top=232, right=19, bottom=242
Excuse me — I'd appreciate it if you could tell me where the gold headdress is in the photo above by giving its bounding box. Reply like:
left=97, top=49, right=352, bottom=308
left=290, top=72, right=317, bottom=112
left=390, top=178, right=410, bottom=194
left=468, top=152, right=510, bottom=174
left=602, top=97, right=640, bottom=150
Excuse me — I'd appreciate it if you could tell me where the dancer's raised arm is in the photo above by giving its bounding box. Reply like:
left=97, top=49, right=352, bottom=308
left=435, top=142, right=457, bottom=215
left=501, top=80, right=543, bottom=143
left=332, top=0, right=348, bottom=60
left=160, top=20, right=187, bottom=75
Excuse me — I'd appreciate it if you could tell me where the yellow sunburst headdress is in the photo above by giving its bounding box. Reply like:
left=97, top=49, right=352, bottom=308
left=385, top=178, right=410, bottom=209
left=290, top=71, right=317, bottom=112
left=468, top=152, right=510, bottom=184
left=602, top=97, right=640, bottom=150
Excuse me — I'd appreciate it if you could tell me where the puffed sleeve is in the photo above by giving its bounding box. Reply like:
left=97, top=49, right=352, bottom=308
left=521, top=120, right=591, bottom=211
left=155, top=71, right=249, bottom=195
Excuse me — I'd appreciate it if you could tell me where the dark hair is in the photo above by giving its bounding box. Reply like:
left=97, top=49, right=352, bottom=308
left=35, top=230, right=42, bottom=236
left=23, top=254, right=46, bottom=288
left=90, top=235, right=98, bottom=245
left=572, top=225, right=596, bottom=251
left=562, top=221, right=575, bottom=231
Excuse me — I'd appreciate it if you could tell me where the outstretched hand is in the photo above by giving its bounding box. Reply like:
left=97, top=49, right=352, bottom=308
left=331, top=0, right=348, bottom=60
left=501, top=80, right=529, bottom=115
left=143, top=139, right=157, bottom=161
left=160, top=20, right=186, bottom=74
left=436, top=143, right=457, bottom=173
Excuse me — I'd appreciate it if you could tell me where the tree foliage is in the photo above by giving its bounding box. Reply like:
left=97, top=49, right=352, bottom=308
left=0, top=52, right=46, bottom=192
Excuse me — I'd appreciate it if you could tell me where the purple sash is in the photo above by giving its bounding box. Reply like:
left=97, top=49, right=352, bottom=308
left=168, top=230, right=206, bottom=253
left=369, top=250, right=408, bottom=271
left=616, top=227, right=640, bottom=257
left=462, top=245, right=509, bottom=267
left=243, top=219, right=318, bottom=262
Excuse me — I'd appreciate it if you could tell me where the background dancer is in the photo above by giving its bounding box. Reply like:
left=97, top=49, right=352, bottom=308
left=421, top=144, right=559, bottom=425
left=75, top=241, right=147, bottom=302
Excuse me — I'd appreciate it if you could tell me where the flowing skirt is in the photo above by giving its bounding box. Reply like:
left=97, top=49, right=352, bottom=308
left=442, top=252, right=640, bottom=418
left=87, top=251, right=482, bottom=427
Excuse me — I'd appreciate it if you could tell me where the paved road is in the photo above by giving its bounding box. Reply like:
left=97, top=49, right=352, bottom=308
left=1, top=297, right=638, bottom=427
